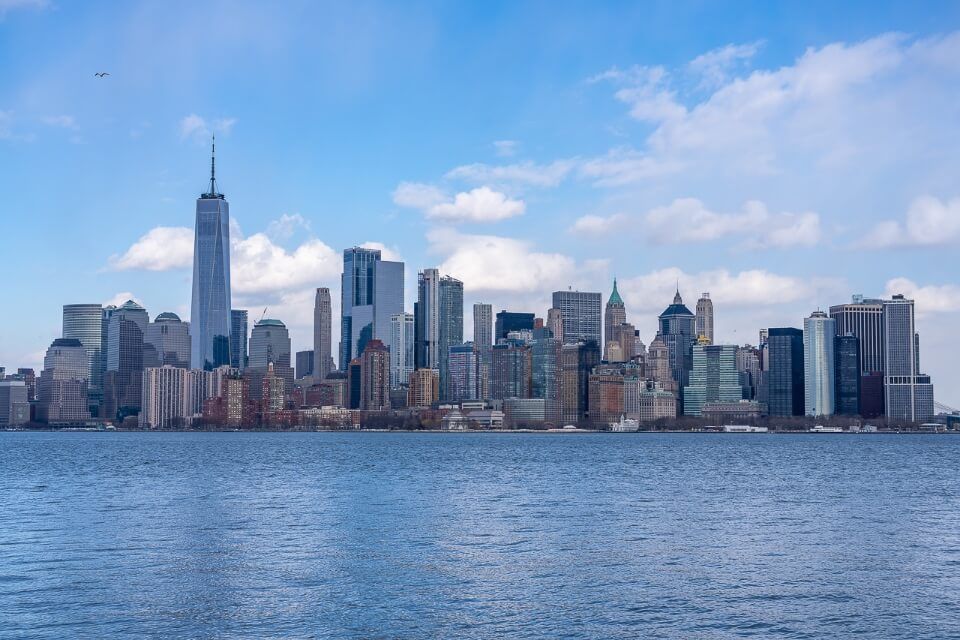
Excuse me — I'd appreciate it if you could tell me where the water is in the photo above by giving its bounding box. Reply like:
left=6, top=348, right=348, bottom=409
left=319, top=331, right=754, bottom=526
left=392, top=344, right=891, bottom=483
left=2, top=432, right=959, bottom=639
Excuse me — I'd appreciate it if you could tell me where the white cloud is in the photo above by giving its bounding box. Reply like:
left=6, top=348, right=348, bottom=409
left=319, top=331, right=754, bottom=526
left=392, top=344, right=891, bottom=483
left=688, top=41, right=763, bottom=89
left=864, top=196, right=960, bottom=247
left=103, top=292, right=144, bottom=308
left=178, top=113, right=238, bottom=141
left=493, top=140, right=518, bottom=157
left=231, top=233, right=339, bottom=296
left=266, top=213, right=311, bottom=240
left=108, top=226, right=194, bottom=271
left=394, top=183, right=525, bottom=223
left=445, top=159, right=576, bottom=188
left=359, top=241, right=402, bottom=262
left=883, top=278, right=960, bottom=316
left=40, top=115, right=77, bottom=129
left=428, top=228, right=597, bottom=294
left=578, top=147, right=679, bottom=186
left=570, top=213, right=629, bottom=235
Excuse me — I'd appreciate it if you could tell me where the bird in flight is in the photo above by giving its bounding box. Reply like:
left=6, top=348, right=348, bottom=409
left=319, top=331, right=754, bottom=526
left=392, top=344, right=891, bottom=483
left=94, top=72, right=110, bottom=78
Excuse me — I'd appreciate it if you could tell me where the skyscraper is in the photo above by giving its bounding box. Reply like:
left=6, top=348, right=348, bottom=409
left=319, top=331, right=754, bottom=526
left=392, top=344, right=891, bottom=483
left=604, top=279, right=627, bottom=361
left=38, top=338, right=89, bottom=424
left=414, top=268, right=440, bottom=371
left=767, top=328, right=805, bottom=417
left=389, top=312, right=415, bottom=390
left=828, top=296, right=885, bottom=375
left=552, top=290, right=602, bottom=345
left=438, top=275, right=464, bottom=400
left=658, top=289, right=697, bottom=400
left=835, top=334, right=861, bottom=416
left=682, top=344, right=744, bottom=416
left=803, top=311, right=836, bottom=416
left=190, top=137, right=232, bottom=371
left=295, top=350, right=315, bottom=380
left=230, top=309, right=248, bottom=370
left=531, top=336, right=561, bottom=425
left=695, top=293, right=714, bottom=344
left=883, top=295, right=934, bottom=422
left=473, top=303, right=493, bottom=362
left=546, top=308, right=564, bottom=342
left=341, top=247, right=404, bottom=368
left=359, top=339, right=391, bottom=411
left=103, top=300, right=149, bottom=423
left=313, top=287, right=333, bottom=380
left=495, top=311, right=535, bottom=342
left=559, top=340, right=601, bottom=425
left=247, top=319, right=293, bottom=400
left=140, top=365, right=189, bottom=429
left=490, top=341, right=532, bottom=401
left=448, top=343, right=480, bottom=402
left=144, top=312, right=191, bottom=369
left=62, top=303, right=103, bottom=414
left=0, top=380, right=29, bottom=427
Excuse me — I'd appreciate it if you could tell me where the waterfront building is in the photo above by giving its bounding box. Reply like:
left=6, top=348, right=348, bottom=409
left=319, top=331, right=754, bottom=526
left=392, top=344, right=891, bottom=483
left=503, top=397, right=546, bottom=427
left=702, top=400, right=764, bottom=423
left=829, top=295, right=885, bottom=376
left=103, top=300, right=148, bottom=423
left=341, top=247, right=404, bottom=368
left=414, top=268, right=440, bottom=370
left=62, top=303, right=103, bottom=414
left=186, top=367, right=225, bottom=418
left=261, top=363, right=286, bottom=414
left=804, top=311, right=836, bottom=417
left=658, top=290, right=697, bottom=399
left=438, top=275, right=464, bottom=401
left=603, top=279, right=627, bottom=361
left=532, top=337, right=561, bottom=424
left=360, top=339, right=391, bottom=410
left=38, top=338, right=89, bottom=424
left=495, top=311, right=535, bottom=342
left=646, top=335, right=675, bottom=391
left=296, top=350, right=315, bottom=380
left=623, top=379, right=677, bottom=423
left=588, top=370, right=625, bottom=427
left=767, top=328, right=805, bottom=417
left=0, top=381, right=29, bottom=426
left=860, top=371, right=885, bottom=418
left=490, top=341, right=532, bottom=401
left=222, top=372, right=251, bottom=427
left=190, top=138, right=232, bottom=371
left=407, top=368, right=439, bottom=409
left=683, top=344, right=744, bottom=417
left=389, top=312, right=415, bottom=390
left=144, top=312, right=191, bottom=369
left=230, top=309, right=248, bottom=370
left=559, top=340, right=600, bottom=425
left=313, top=287, right=333, bottom=379
left=695, top=293, right=714, bottom=344
left=883, top=294, right=934, bottom=422
left=140, top=365, right=189, bottom=429
left=835, top=334, right=861, bottom=416
left=552, top=290, right=602, bottom=345
left=247, top=319, right=293, bottom=401
left=448, top=343, right=480, bottom=402
left=736, top=345, right=762, bottom=401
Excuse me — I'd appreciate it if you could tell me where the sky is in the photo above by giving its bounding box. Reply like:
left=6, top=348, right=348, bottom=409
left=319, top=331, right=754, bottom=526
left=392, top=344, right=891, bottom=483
left=2, top=0, right=960, bottom=407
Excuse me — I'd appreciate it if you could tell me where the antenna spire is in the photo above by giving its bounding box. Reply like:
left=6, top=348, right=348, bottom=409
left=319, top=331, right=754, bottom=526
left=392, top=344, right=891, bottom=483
left=209, top=134, right=217, bottom=194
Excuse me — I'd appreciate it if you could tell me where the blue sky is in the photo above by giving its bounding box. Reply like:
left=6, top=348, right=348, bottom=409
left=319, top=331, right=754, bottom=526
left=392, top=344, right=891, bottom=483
left=2, top=0, right=960, bottom=406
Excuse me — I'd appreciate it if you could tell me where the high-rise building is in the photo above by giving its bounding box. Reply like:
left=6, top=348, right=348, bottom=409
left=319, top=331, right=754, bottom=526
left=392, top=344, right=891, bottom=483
left=646, top=335, right=674, bottom=391
left=103, top=300, right=149, bottom=423
left=190, top=138, right=232, bottom=371
left=247, top=319, right=294, bottom=400
left=559, top=340, right=601, bottom=425
left=295, top=350, right=315, bottom=380
left=531, top=337, right=561, bottom=425
left=658, top=289, right=697, bottom=401
left=588, top=370, right=625, bottom=427
left=438, top=275, right=464, bottom=400
left=341, top=247, right=404, bottom=368
left=767, top=328, right=805, bottom=417
left=829, top=296, right=885, bottom=376
left=835, top=334, right=861, bottom=416
left=494, top=311, right=535, bottom=342
left=38, top=338, right=89, bottom=424
left=683, top=344, right=744, bottom=416
left=144, top=312, right=191, bottom=369
left=359, top=339, right=390, bottom=411
left=473, top=303, right=493, bottom=360
left=407, top=368, right=439, bottom=409
left=389, top=312, right=414, bottom=390
left=414, top=267, right=440, bottom=370
left=313, top=288, right=333, bottom=379
left=736, top=345, right=762, bottom=401
left=604, top=279, right=627, bottom=361
left=803, top=311, right=836, bottom=417
left=230, top=309, right=248, bottom=370
left=695, top=293, right=714, bottom=344
left=0, top=381, right=29, bottom=426
left=140, top=365, right=189, bottom=429
left=546, top=308, right=564, bottom=343
left=62, top=303, right=104, bottom=414
left=883, top=295, right=934, bottom=422
left=448, top=343, right=480, bottom=402
left=490, top=341, right=532, bottom=401
left=552, top=290, right=602, bottom=345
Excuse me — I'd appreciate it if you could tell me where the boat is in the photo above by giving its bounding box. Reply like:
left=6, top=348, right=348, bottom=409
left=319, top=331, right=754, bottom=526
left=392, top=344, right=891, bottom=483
left=809, top=425, right=844, bottom=433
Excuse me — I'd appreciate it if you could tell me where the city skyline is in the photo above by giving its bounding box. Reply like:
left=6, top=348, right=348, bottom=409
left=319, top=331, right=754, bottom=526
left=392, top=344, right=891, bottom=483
left=2, top=3, right=960, bottom=407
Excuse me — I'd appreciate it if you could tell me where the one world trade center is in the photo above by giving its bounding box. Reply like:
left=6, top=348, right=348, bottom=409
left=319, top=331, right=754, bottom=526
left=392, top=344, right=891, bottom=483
left=190, top=137, right=232, bottom=370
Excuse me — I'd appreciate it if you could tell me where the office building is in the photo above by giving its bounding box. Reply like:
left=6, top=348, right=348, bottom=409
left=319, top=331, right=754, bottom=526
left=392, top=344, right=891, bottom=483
left=341, top=247, right=404, bottom=368
left=490, top=342, right=532, bottom=401
left=546, top=308, right=564, bottom=342
left=495, top=311, right=535, bottom=343
left=389, top=312, right=415, bottom=390
left=835, top=334, right=861, bottom=416
left=829, top=296, right=885, bottom=375
left=313, top=288, right=333, bottom=379
left=140, top=365, right=189, bottom=429
left=144, top=312, right=191, bottom=369
left=247, top=319, right=294, bottom=400
left=448, top=343, right=480, bottom=402
left=531, top=337, right=561, bottom=425
left=38, top=338, right=89, bottom=424
left=360, top=339, right=391, bottom=410
left=767, top=328, right=805, bottom=417
left=190, top=138, right=232, bottom=371
left=62, top=303, right=103, bottom=414
left=230, top=309, right=248, bottom=370
left=296, top=350, right=315, bottom=380
left=438, top=275, right=464, bottom=400
left=559, top=340, right=600, bottom=425
left=588, top=370, right=625, bottom=427
left=552, top=290, right=602, bottom=345
left=683, top=344, right=744, bottom=416
left=503, top=398, right=546, bottom=426
left=658, top=290, right=697, bottom=397
left=804, top=311, right=836, bottom=417
left=103, top=300, right=149, bottom=422
left=0, top=381, right=29, bottom=427
left=473, top=303, right=493, bottom=363
left=883, top=295, right=934, bottom=422
left=695, top=293, right=714, bottom=344
left=603, top=279, right=627, bottom=362
left=414, top=267, right=440, bottom=370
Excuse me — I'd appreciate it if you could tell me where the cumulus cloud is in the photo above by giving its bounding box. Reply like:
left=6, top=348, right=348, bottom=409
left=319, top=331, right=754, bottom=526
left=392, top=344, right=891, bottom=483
left=578, top=147, right=678, bottom=186
left=266, top=213, right=311, bottom=240
left=230, top=234, right=339, bottom=296
left=108, top=226, right=194, bottom=271
left=864, top=196, right=960, bottom=247
left=103, top=292, right=144, bottom=308
left=359, top=241, right=402, bottom=262
left=688, top=41, right=763, bottom=89
left=883, top=278, right=960, bottom=316
left=446, top=159, right=576, bottom=188
left=493, top=140, right=518, bottom=157
left=178, top=113, right=238, bottom=141
left=393, top=183, right=525, bottom=223
left=569, top=198, right=820, bottom=248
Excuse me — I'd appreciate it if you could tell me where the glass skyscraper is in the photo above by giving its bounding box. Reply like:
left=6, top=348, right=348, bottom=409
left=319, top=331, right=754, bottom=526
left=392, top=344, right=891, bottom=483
left=62, top=303, right=103, bottom=414
left=682, top=344, right=743, bottom=417
left=803, top=311, right=836, bottom=416
left=230, top=309, right=248, bottom=370
left=190, top=138, right=232, bottom=371
left=341, top=247, right=404, bottom=368
left=767, top=327, right=805, bottom=417
left=552, top=290, right=602, bottom=345
left=438, top=275, right=463, bottom=400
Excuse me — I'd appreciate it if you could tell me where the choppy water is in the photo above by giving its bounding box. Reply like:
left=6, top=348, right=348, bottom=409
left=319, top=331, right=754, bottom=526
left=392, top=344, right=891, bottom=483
left=2, top=432, right=959, bottom=638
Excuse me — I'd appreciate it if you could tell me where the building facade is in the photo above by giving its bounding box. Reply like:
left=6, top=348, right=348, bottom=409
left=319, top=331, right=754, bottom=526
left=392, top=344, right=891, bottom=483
left=835, top=334, right=861, bottom=416
left=448, top=343, right=480, bottom=403
left=695, top=293, right=714, bottom=344
left=389, top=312, right=415, bottom=390
left=767, top=328, right=805, bottom=417
left=341, top=247, right=404, bottom=368
left=883, top=295, right=934, bottom=422
left=552, top=290, right=602, bottom=345
left=230, top=309, right=248, bottom=370
left=682, top=344, right=744, bottom=417
left=144, top=312, right=191, bottom=369
left=62, top=303, right=103, bottom=415
left=38, top=338, right=90, bottom=424
left=804, top=311, right=836, bottom=417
